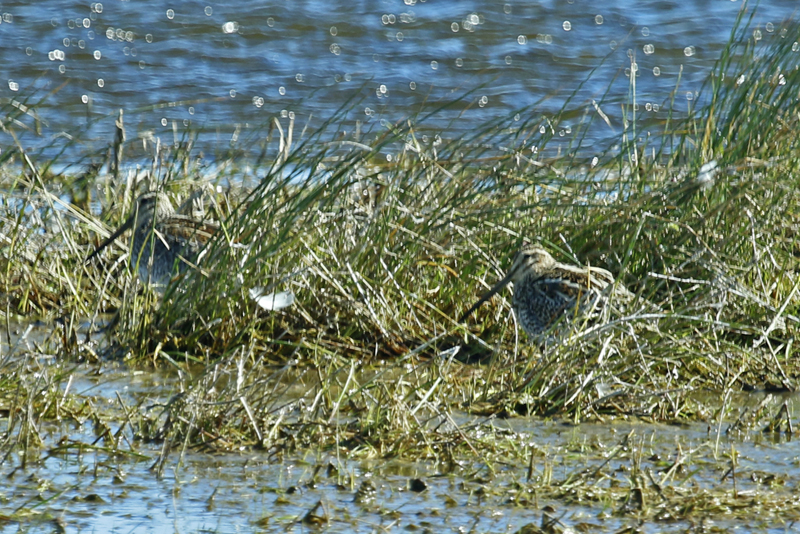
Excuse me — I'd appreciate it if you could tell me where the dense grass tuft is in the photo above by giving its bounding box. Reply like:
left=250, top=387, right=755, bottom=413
left=0, top=15, right=797, bottom=469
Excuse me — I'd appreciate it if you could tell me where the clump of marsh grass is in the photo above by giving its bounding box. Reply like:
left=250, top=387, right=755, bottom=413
left=0, top=10, right=797, bottom=466
left=3, top=14, right=800, bottom=532
left=131, top=15, right=799, bottom=447
left=0, top=325, right=85, bottom=466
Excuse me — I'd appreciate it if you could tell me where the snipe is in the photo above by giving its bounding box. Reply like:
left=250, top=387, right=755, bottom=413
left=86, top=191, right=294, bottom=310
left=87, top=191, right=215, bottom=291
left=460, top=243, right=634, bottom=343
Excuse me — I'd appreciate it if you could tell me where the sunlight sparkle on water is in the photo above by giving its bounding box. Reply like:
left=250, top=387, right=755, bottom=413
left=3, top=0, right=794, bottom=166
left=222, top=22, right=239, bottom=34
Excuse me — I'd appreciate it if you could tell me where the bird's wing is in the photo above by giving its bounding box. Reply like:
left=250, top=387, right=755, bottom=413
left=158, top=215, right=218, bottom=249
left=533, top=276, right=604, bottom=310
left=551, top=263, right=639, bottom=311
left=549, top=264, right=614, bottom=290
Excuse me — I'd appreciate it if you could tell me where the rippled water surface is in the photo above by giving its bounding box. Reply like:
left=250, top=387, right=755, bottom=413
left=3, top=2, right=800, bottom=532
left=1, top=0, right=799, bottom=162
left=3, top=324, right=800, bottom=533
left=11, top=366, right=800, bottom=533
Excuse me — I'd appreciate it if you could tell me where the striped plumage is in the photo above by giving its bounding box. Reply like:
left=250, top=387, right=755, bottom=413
left=460, top=244, right=633, bottom=343
left=87, top=191, right=216, bottom=291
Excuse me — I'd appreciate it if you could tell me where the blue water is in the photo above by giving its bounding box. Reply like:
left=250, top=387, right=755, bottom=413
left=1, top=1, right=798, bottom=164
left=13, top=400, right=800, bottom=533
left=3, top=330, right=800, bottom=533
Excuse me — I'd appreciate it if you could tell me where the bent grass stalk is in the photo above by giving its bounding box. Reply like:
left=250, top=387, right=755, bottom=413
left=0, top=13, right=797, bottom=524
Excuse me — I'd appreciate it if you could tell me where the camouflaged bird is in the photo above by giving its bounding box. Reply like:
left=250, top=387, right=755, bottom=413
left=87, top=191, right=296, bottom=310
left=460, top=243, right=635, bottom=343
left=86, top=191, right=216, bottom=290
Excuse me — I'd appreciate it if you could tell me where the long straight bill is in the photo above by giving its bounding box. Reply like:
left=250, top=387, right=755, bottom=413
left=458, top=270, right=515, bottom=323
left=85, top=215, right=134, bottom=263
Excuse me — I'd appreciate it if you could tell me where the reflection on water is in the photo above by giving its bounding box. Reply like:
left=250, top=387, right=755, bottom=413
left=0, top=0, right=798, bottom=162
left=15, top=416, right=800, bottom=533
left=1, top=359, right=798, bottom=533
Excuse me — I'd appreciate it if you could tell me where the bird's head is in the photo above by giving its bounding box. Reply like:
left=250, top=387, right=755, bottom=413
left=507, top=244, right=556, bottom=284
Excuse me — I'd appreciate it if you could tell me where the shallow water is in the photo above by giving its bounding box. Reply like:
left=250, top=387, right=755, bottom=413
left=2, top=357, right=799, bottom=533
left=1, top=1, right=799, bottom=163
left=3, top=2, right=800, bottom=531
left=14, top=413, right=800, bottom=532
